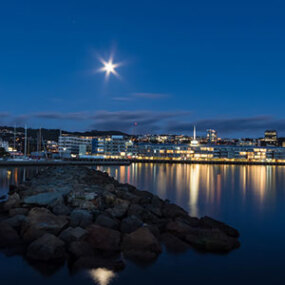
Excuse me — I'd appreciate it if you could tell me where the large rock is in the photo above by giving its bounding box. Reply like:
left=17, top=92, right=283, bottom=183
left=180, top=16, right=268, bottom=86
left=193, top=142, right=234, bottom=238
left=162, top=203, right=188, bottom=219
left=21, top=207, right=69, bottom=242
left=4, top=215, right=27, bottom=229
left=200, top=216, right=240, bottom=238
left=68, top=241, right=94, bottom=258
left=95, top=214, right=119, bottom=230
left=121, top=227, right=162, bottom=261
left=70, top=209, right=93, bottom=228
left=0, top=222, right=21, bottom=248
left=161, top=233, right=189, bottom=253
left=23, top=192, right=63, bottom=207
left=59, top=227, right=87, bottom=243
left=52, top=202, right=71, bottom=216
left=9, top=208, right=29, bottom=217
left=105, top=198, right=130, bottom=219
left=26, top=233, right=66, bottom=261
left=87, top=225, right=121, bottom=252
left=1, top=193, right=20, bottom=211
left=185, top=228, right=240, bottom=252
left=120, top=215, right=143, bottom=233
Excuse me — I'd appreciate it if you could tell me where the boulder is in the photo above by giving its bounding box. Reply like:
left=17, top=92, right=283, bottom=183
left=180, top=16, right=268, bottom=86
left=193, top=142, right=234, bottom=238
left=121, top=227, right=162, bottom=261
left=87, top=225, right=121, bottom=252
left=70, top=209, right=93, bottom=228
left=59, top=227, right=87, bottom=243
left=104, top=183, right=116, bottom=193
left=68, top=241, right=94, bottom=258
left=9, top=208, right=29, bottom=217
left=144, top=195, right=163, bottom=217
left=165, top=220, right=193, bottom=239
left=200, top=216, right=240, bottom=238
left=23, top=192, right=63, bottom=207
left=21, top=207, right=69, bottom=242
left=127, top=204, right=145, bottom=219
left=52, top=202, right=71, bottom=216
left=161, top=233, right=189, bottom=253
left=185, top=228, right=240, bottom=252
left=0, top=222, right=21, bottom=248
left=95, top=214, right=120, bottom=230
left=105, top=199, right=130, bottom=219
left=1, top=193, right=20, bottom=211
left=4, top=215, right=27, bottom=229
left=120, top=215, right=143, bottom=233
left=162, top=203, right=188, bottom=219
left=26, top=233, right=66, bottom=261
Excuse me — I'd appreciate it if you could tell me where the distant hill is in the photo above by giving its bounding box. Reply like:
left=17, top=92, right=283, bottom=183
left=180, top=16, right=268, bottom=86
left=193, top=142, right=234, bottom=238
left=0, top=126, right=129, bottom=141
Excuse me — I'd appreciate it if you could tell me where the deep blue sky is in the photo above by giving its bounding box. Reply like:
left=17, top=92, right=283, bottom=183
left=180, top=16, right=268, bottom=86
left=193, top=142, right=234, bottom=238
left=0, top=0, right=285, bottom=137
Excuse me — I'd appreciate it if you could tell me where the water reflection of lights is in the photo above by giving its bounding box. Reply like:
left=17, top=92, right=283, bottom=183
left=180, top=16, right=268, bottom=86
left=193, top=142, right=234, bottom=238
left=89, top=268, right=116, bottom=285
left=189, top=164, right=200, bottom=217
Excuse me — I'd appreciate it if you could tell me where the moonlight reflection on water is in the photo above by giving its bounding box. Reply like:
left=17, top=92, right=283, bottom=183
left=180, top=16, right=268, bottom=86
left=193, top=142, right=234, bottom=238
left=89, top=268, right=116, bottom=285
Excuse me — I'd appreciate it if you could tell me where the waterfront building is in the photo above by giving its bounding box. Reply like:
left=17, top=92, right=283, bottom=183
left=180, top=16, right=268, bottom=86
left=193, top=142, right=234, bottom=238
left=0, top=139, right=9, bottom=151
left=59, top=135, right=92, bottom=156
left=91, top=136, right=134, bottom=157
left=260, top=130, right=278, bottom=146
left=207, top=129, right=217, bottom=144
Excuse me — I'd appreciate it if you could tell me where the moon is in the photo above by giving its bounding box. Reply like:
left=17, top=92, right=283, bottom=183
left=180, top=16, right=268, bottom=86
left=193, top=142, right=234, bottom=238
left=99, top=57, right=119, bottom=79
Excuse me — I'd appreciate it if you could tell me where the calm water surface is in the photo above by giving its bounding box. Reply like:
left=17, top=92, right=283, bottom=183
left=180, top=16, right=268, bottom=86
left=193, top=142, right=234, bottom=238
left=1, top=163, right=285, bottom=285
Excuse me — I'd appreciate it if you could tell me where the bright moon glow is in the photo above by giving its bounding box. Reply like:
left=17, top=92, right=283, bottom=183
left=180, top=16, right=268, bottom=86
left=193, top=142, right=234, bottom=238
left=99, top=57, right=119, bottom=79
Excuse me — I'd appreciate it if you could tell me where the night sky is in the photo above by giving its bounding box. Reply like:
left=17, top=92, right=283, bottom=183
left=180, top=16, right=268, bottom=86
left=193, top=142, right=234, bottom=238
left=0, top=0, right=285, bottom=137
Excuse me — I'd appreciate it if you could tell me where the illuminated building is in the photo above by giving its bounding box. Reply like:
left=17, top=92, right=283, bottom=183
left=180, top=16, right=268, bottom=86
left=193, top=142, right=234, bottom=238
left=59, top=135, right=92, bottom=156
left=207, top=129, right=217, bottom=144
left=263, top=130, right=278, bottom=146
left=190, top=126, right=199, bottom=146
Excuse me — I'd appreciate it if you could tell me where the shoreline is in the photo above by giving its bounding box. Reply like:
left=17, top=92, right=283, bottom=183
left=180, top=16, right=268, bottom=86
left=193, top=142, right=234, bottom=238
left=1, top=158, right=285, bottom=167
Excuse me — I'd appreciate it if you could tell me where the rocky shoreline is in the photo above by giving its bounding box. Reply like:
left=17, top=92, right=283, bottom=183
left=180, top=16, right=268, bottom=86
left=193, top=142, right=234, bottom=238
left=0, top=166, right=240, bottom=273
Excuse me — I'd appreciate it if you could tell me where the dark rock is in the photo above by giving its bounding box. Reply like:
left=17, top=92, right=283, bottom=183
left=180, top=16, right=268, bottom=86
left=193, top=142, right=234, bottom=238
left=59, top=227, right=87, bottom=243
left=68, top=241, right=94, bottom=258
left=23, top=192, right=63, bottom=207
left=161, top=233, right=189, bottom=253
left=120, top=215, right=143, bottom=233
left=185, top=228, right=240, bottom=252
left=95, top=214, right=120, bottom=230
left=70, top=209, right=93, bottom=228
left=0, top=222, right=21, bottom=248
left=87, top=225, right=121, bottom=252
left=127, top=204, right=145, bottom=218
left=26, top=233, right=66, bottom=261
left=1, top=193, right=20, bottom=211
left=122, top=227, right=162, bottom=261
left=165, top=220, right=193, bottom=239
left=4, top=215, right=27, bottom=230
left=9, top=208, right=29, bottom=217
left=52, top=202, right=71, bottom=216
left=200, top=216, right=240, bottom=238
left=9, top=184, right=18, bottom=192
left=162, top=203, right=188, bottom=219
left=21, top=207, right=69, bottom=242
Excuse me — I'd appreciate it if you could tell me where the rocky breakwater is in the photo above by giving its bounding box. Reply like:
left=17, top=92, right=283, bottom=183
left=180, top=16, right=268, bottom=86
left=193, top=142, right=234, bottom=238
left=0, top=166, right=240, bottom=273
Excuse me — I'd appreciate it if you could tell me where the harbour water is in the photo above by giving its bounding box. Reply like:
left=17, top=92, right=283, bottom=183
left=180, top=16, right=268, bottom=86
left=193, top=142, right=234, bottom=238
left=1, top=163, right=285, bottom=284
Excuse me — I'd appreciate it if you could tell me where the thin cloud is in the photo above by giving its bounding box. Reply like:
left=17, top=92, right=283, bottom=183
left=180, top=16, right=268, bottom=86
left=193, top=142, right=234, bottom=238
left=112, top=92, right=170, bottom=102
left=131, top=92, right=170, bottom=99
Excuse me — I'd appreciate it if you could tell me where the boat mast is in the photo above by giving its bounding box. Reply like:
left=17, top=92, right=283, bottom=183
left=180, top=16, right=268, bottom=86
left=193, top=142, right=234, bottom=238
left=13, top=124, right=16, bottom=158
left=24, top=124, right=27, bottom=157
